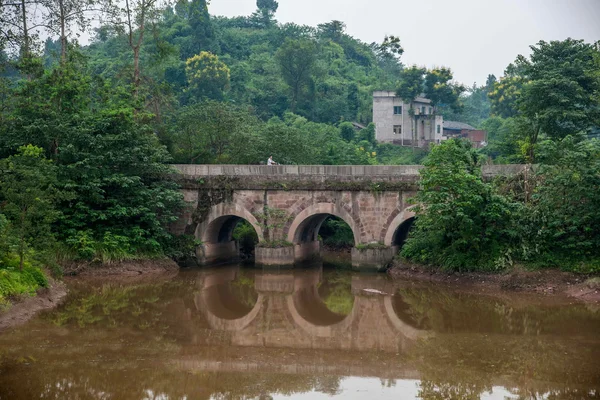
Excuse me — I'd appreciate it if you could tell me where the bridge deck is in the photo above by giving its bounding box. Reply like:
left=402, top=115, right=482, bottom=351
left=173, top=164, right=529, bottom=178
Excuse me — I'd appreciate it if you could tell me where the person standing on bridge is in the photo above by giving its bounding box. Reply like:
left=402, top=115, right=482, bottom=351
left=267, top=156, right=278, bottom=166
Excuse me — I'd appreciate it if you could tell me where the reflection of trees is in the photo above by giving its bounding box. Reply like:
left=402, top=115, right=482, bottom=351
left=395, top=286, right=600, bottom=335
left=410, top=332, right=600, bottom=400
left=319, top=269, right=354, bottom=315
left=48, top=281, right=186, bottom=329
left=418, top=380, right=490, bottom=400
left=230, top=269, right=258, bottom=308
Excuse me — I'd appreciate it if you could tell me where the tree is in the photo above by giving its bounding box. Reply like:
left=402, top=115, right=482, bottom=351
left=518, top=39, right=600, bottom=141
left=250, top=0, right=278, bottom=28
left=102, top=0, right=164, bottom=98
left=524, top=136, right=600, bottom=272
left=185, top=51, right=230, bottom=100
left=317, top=20, right=345, bottom=43
left=339, top=121, right=355, bottom=142
left=401, top=139, right=520, bottom=271
left=172, top=101, right=258, bottom=164
left=0, top=145, right=58, bottom=270
left=488, top=61, right=526, bottom=118
left=42, top=0, right=100, bottom=63
left=275, top=38, right=317, bottom=113
left=395, top=65, right=425, bottom=102
left=423, top=67, right=465, bottom=112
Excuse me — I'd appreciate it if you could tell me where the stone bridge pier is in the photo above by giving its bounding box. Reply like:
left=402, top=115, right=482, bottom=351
left=172, top=164, right=526, bottom=271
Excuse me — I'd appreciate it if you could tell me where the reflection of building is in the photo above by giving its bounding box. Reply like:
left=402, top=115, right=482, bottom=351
left=443, top=120, right=488, bottom=148
left=373, top=91, right=444, bottom=147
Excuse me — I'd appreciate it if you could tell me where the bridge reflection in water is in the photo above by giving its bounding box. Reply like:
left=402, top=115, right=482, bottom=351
left=193, top=266, right=424, bottom=353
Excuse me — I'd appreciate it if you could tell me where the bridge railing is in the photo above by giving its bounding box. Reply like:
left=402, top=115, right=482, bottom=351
left=172, top=164, right=531, bottom=178
left=172, top=164, right=424, bottom=177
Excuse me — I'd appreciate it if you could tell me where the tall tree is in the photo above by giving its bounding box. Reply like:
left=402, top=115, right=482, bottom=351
left=102, top=0, right=165, bottom=98
left=185, top=51, right=230, bottom=101
left=275, top=38, right=317, bottom=113
left=317, top=20, right=345, bottom=43
left=424, top=67, right=465, bottom=112
left=395, top=65, right=425, bottom=103
left=251, top=0, right=278, bottom=28
left=0, top=145, right=58, bottom=270
left=518, top=39, right=600, bottom=141
left=42, top=0, right=99, bottom=63
left=0, top=0, right=46, bottom=75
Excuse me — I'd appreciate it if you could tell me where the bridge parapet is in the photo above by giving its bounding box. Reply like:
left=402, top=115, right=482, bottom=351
left=173, top=164, right=424, bottom=178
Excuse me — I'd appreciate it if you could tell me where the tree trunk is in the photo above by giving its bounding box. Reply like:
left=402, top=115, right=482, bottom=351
left=133, top=46, right=140, bottom=98
left=59, top=0, right=67, bottom=63
left=20, top=0, right=29, bottom=59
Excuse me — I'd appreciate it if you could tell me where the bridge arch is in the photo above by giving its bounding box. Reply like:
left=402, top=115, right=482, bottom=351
left=198, top=203, right=264, bottom=244
left=383, top=208, right=416, bottom=247
left=286, top=203, right=361, bottom=246
left=196, top=203, right=264, bottom=264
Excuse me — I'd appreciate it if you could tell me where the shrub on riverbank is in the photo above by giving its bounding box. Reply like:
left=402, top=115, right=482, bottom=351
left=401, top=138, right=600, bottom=274
left=0, top=256, right=48, bottom=307
left=401, top=139, right=521, bottom=272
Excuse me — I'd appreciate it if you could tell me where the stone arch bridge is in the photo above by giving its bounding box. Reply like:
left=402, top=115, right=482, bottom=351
left=172, top=164, right=525, bottom=271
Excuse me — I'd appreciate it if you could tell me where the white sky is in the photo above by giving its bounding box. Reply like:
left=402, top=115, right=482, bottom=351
left=208, top=0, right=600, bottom=86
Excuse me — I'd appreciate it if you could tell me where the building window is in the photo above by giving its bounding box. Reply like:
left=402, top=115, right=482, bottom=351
left=437, top=125, right=441, bottom=134
left=421, top=106, right=426, bottom=114
left=393, top=125, right=402, bottom=135
left=429, top=107, right=433, bottom=114
left=393, top=106, right=402, bottom=115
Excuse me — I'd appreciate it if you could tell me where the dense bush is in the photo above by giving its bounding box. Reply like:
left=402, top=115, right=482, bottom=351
left=0, top=255, right=48, bottom=306
left=401, top=139, right=522, bottom=271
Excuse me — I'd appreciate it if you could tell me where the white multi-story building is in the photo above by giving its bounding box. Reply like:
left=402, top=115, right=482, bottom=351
left=373, top=91, right=444, bottom=147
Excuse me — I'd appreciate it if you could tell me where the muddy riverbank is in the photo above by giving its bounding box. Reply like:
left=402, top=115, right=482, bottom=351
left=0, top=277, right=67, bottom=333
left=388, top=261, right=600, bottom=304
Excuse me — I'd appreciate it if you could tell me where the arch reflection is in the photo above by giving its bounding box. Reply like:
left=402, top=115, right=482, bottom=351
left=194, top=266, right=426, bottom=351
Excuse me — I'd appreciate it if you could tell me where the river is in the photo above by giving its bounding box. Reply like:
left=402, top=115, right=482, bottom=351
left=0, top=260, right=599, bottom=399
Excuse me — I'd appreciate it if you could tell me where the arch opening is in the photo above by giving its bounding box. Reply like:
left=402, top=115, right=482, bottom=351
left=391, top=217, right=415, bottom=248
left=291, top=213, right=356, bottom=264
left=318, top=216, right=355, bottom=250
left=202, top=215, right=260, bottom=264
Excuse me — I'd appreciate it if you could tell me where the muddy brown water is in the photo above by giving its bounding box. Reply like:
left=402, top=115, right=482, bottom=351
left=0, top=261, right=599, bottom=400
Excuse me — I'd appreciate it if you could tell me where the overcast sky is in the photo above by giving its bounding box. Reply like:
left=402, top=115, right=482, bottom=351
left=208, top=0, right=600, bottom=86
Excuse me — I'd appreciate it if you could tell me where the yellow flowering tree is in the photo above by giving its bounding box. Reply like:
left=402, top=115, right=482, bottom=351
left=185, top=51, right=231, bottom=100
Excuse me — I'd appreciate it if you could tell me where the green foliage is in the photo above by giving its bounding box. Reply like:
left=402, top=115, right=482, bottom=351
left=275, top=38, right=317, bottom=112
left=339, top=122, right=355, bottom=142
left=401, top=139, right=521, bottom=271
left=0, top=145, right=59, bottom=269
left=185, top=51, right=230, bottom=100
left=232, top=221, right=258, bottom=257
left=521, top=137, right=600, bottom=272
left=0, top=254, right=48, bottom=307
left=319, top=217, right=354, bottom=248
left=256, top=240, right=293, bottom=248
left=396, top=65, right=426, bottom=102
left=519, top=39, right=600, bottom=141
left=0, top=54, right=184, bottom=262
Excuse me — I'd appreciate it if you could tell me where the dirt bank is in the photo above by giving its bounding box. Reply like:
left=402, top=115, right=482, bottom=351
left=388, top=261, right=600, bottom=304
left=0, top=277, right=67, bottom=333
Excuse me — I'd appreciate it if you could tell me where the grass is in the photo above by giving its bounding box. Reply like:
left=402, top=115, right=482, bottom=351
left=0, top=255, right=48, bottom=307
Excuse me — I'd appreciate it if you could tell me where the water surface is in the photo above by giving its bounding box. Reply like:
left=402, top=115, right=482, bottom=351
left=0, top=263, right=599, bottom=399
